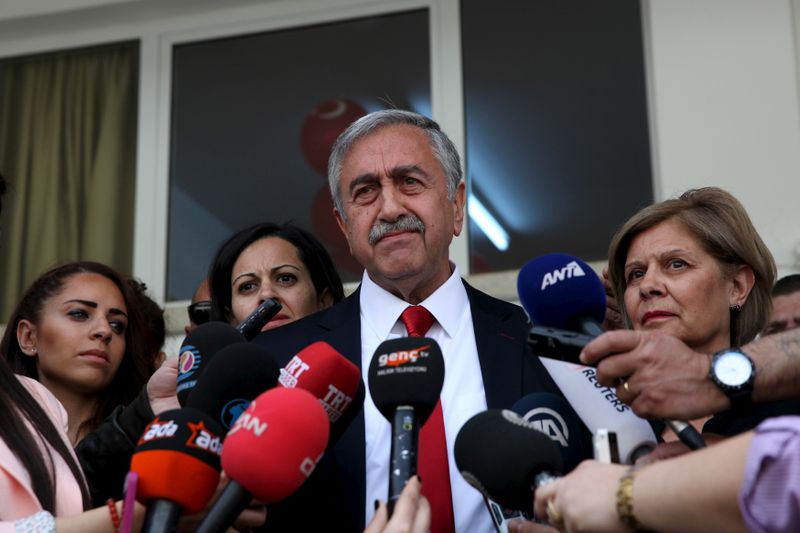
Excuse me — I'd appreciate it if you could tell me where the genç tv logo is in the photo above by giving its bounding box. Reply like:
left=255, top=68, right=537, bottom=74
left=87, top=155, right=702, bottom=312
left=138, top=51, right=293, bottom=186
left=377, top=345, right=431, bottom=368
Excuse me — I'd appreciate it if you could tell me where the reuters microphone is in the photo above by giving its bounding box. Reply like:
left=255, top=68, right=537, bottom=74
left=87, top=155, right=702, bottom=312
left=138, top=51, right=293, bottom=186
left=130, top=408, right=224, bottom=533
left=195, top=387, right=330, bottom=533
left=176, top=322, right=246, bottom=406
left=368, top=337, right=444, bottom=515
left=278, top=340, right=365, bottom=446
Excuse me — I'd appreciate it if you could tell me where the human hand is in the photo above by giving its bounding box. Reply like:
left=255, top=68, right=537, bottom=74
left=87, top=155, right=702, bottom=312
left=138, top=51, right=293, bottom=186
left=146, top=354, right=180, bottom=415
left=580, top=330, right=728, bottom=420
left=601, top=267, right=624, bottom=331
left=533, top=461, right=627, bottom=532
left=364, top=476, right=430, bottom=533
left=507, top=519, right=561, bottom=533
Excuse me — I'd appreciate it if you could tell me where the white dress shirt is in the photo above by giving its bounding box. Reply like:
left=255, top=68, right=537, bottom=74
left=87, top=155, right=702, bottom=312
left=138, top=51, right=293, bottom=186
left=360, top=264, right=494, bottom=532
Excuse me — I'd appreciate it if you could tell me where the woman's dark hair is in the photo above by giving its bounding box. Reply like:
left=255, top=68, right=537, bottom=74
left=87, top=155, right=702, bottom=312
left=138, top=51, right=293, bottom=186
left=0, top=261, right=153, bottom=437
left=208, top=222, right=344, bottom=323
left=127, top=278, right=166, bottom=371
left=0, top=361, right=91, bottom=512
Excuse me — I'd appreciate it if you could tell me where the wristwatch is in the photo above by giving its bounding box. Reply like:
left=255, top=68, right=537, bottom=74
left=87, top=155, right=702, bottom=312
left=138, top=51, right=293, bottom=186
left=709, top=348, right=755, bottom=410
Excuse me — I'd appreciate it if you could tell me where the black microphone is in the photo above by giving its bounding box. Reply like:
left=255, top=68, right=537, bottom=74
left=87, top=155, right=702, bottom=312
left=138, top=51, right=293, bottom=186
left=129, top=408, right=224, bottom=533
left=236, top=298, right=281, bottom=341
left=176, top=322, right=246, bottom=406
left=511, top=392, right=591, bottom=473
left=454, top=409, right=563, bottom=516
left=368, top=337, right=445, bottom=515
left=186, top=342, right=280, bottom=431
left=518, top=253, right=706, bottom=450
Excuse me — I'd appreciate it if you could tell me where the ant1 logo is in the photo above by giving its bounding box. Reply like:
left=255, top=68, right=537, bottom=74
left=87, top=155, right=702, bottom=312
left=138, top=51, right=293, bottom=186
left=187, top=420, right=222, bottom=455
left=377, top=345, right=431, bottom=368
left=540, top=261, right=585, bottom=290
left=139, top=417, right=179, bottom=444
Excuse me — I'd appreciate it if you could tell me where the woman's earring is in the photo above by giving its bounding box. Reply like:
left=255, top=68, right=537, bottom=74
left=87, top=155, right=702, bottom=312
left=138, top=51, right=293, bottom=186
left=730, top=303, right=742, bottom=313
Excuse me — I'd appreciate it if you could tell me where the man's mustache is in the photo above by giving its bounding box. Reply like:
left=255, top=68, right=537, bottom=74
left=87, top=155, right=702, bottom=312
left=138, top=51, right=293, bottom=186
left=368, top=216, right=425, bottom=245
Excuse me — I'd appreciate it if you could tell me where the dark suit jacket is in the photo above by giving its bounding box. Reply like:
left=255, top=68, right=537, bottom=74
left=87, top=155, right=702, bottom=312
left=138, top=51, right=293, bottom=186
left=253, top=280, right=562, bottom=532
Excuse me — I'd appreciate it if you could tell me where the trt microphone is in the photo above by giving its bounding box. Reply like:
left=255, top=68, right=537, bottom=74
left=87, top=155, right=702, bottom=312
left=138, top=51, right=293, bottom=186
left=195, top=387, right=330, bottom=533
left=236, top=298, right=281, bottom=341
left=278, top=340, right=365, bottom=447
left=511, top=392, right=590, bottom=473
left=454, top=409, right=563, bottom=516
left=177, top=322, right=246, bottom=406
left=186, top=342, right=280, bottom=430
left=130, top=408, right=224, bottom=533
left=517, top=253, right=705, bottom=451
left=368, top=337, right=445, bottom=514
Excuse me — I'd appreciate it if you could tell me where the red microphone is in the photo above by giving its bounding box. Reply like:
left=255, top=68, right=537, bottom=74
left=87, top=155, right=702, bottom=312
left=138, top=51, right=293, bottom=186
left=195, top=387, right=329, bottom=533
left=278, top=340, right=364, bottom=445
left=130, top=408, right=223, bottom=533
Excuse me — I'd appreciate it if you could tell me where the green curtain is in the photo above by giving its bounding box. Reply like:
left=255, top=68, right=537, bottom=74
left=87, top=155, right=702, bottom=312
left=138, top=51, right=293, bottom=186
left=0, top=43, right=137, bottom=321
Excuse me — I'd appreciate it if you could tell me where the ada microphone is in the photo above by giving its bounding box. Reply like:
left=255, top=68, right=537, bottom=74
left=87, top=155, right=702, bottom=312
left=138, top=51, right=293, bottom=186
left=236, top=298, right=282, bottom=341
left=195, top=387, right=330, bottom=533
left=185, top=342, right=280, bottom=430
left=454, top=409, right=562, bottom=516
left=517, top=253, right=706, bottom=451
left=130, top=407, right=224, bottom=533
left=176, top=322, right=246, bottom=405
left=368, top=337, right=445, bottom=514
left=278, top=340, right=365, bottom=447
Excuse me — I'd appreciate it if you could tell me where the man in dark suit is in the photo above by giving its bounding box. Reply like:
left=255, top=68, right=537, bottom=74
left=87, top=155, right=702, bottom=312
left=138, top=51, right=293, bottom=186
left=255, top=110, right=561, bottom=532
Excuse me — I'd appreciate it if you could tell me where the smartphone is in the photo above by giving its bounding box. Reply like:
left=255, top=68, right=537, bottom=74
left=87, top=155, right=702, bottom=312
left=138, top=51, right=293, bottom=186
left=527, top=325, right=595, bottom=365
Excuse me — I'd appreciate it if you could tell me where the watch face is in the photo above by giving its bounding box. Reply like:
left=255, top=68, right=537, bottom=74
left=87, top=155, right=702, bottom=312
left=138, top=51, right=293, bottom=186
left=715, top=351, right=752, bottom=387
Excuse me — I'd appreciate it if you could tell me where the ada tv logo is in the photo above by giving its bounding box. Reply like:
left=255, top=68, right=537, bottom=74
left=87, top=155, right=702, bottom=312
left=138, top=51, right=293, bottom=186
left=540, top=261, right=585, bottom=290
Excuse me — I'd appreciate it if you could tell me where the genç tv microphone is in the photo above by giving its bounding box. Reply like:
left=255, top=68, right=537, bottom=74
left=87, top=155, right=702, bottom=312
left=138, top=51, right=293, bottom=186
left=368, top=337, right=444, bottom=515
left=454, top=409, right=563, bottom=517
left=517, top=253, right=705, bottom=451
left=176, top=322, right=246, bottom=406
left=195, top=387, right=330, bottom=533
left=278, top=340, right=365, bottom=447
left=130, top=407, right=224, bottom=533
left=185, top=342, right=280, bottom=431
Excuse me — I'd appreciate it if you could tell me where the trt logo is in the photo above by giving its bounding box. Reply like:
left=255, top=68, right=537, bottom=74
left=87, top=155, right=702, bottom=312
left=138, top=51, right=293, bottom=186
left=139, top=418, right=179, bottom=444
left=279, top=355, right=310, bottom=388
left=520, top=407, right=569, bottom=448
left=540, top=261, right=586, bottom=290
left=320, top=384, right=353, bottom=423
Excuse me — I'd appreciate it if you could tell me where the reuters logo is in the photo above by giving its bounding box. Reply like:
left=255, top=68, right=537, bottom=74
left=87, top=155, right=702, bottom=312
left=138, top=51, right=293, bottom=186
left=377, top=346, right=431, bottom=368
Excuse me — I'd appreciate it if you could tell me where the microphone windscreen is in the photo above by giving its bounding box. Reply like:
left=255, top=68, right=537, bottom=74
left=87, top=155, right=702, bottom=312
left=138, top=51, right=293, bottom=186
left=517, top=253, right=606, bottom=329
left=511, top=392, right=588, bottom=472
left=130, top=408, right=223, bottom=514
left=177, top=322, right=246, bottom=405
left=222, top=387, right=330, bottom=503
left=367, top=337, right=445, bottom=424
left=454, top=409, right=562, bottom=515
left=278, top=341, right=364, bottom=446
left=186, top=342, right=280, bottom=430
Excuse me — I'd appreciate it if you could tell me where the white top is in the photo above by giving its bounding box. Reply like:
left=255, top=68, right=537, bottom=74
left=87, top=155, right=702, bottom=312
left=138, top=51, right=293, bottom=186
left=360, top=264, right=493, bottom=532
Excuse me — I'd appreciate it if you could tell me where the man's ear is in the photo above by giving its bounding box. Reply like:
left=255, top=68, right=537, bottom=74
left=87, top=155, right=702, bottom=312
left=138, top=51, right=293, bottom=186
left=16, top=319, right=38, bottom=357
left=334, top=208, right=353, bottom=254
left=730, top=264, right=755, bottom=307
left=453, top=181, right=466, bottom=237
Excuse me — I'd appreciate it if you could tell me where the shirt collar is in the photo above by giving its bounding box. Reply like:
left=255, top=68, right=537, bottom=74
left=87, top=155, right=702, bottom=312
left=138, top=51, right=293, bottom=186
left=360, top=262, right=467, bottom=339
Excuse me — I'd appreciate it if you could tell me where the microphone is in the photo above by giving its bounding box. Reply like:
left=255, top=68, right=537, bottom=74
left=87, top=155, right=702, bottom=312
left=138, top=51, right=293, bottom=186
left=130, top=408, right=224, bottom=533
left=177, top=322, right=246, bottom=406
left=517, top=253, right=705, bottom=451
left=368, top=337, right=445, bottom=514
left=195, top=387, right=330, bottom=533
left=278, top=340, right=365, bottom=447
left=236, top=298, right=282, bottom=341
left=511, top=392, right=589, bottom=472
left=185, top=342, right=280, bottom=430
left=454, top=409, right=562, bottom=516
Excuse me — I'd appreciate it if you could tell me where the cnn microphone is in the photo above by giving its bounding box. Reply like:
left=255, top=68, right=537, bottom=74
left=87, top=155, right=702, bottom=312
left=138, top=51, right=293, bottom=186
left=236, top=298, right=282, bottom=341
left=130, top=408, right=224, bottom=533
left=278, top=340, right=365, bottom=447
left=195, top=387, right=330, bottom=533
left=455, top=409, right=563, bottom=516
left=368, top=337, right=445, bottom=515
left=511, top=392, right=590, bottom=472
left=185, top=342, right=280, bottom=430
left=176, top=322, right=246, bottom=406
left=517, top=253, right=705, bottom=451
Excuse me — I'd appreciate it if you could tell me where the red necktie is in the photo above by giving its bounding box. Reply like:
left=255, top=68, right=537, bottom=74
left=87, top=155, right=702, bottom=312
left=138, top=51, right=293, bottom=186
left=399, top=306, right=455, bottom=533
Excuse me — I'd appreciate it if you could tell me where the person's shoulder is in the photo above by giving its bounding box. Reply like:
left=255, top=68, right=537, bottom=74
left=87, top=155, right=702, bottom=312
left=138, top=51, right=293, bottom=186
left=462, top=279, right=526, bottom=318
left=16, top=375, right=69, bottom=430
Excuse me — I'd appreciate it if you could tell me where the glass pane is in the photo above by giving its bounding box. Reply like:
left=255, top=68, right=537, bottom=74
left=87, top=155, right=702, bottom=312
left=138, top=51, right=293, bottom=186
left=168, top=10, right=430, bottom=300
left=461, top=0, right=653, bottom=273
